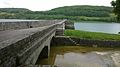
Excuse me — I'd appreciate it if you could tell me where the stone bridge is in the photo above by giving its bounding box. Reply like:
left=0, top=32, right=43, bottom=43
left=0, top=19, right=67, bottom=67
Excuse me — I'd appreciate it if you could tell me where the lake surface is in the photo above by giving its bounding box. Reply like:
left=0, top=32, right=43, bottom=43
left=74, top=21, right=120, bottom=34
left=36, top=46, right=120, bottom=67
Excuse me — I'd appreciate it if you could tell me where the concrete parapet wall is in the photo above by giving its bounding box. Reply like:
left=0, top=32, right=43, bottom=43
left=0, top=20, right=62, bottom=31
left=51, top=36, right=120, bottom=47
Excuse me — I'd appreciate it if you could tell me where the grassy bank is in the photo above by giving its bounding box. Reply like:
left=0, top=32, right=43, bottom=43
left=64, top=30, right=120, bottom=41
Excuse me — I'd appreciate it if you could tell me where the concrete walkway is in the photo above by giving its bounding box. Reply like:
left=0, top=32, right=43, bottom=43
left=0, top=26, right=48, bottom=49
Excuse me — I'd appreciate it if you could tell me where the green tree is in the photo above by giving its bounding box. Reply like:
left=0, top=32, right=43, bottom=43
left=111, top=0, right=120, bottom=22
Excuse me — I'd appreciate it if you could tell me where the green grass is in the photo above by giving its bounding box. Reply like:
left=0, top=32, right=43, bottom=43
left=64, top=30, right=120, bottom=41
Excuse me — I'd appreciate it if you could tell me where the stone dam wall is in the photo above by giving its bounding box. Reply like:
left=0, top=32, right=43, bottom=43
left=0, top=20, right=66, bottom=67
left=0, top=20, right=62, bottom=31
left=0, top=25, right=55, bottom=67
left=51, top=36, right=120, bottom=47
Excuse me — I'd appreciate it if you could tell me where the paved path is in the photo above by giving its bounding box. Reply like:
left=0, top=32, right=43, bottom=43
left=0, top=26, right=49, bottom=49
left=0, top=27, right=46, bottom=42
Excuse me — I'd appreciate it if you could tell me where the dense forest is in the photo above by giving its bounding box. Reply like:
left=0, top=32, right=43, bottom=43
left=0, top=5, right=116, bottom=22
left=44, top=5, right=113, bottom=17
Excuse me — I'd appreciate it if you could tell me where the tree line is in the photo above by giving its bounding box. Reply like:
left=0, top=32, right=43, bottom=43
left=0, top=5, right=116, bottom=22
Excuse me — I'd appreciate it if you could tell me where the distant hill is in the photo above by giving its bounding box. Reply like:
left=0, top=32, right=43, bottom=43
left=0, top=6, right=113, bottom=17
left=44, top=5, right=113, bottom=17
left=51, top=5, right=112, bottom=12
left=0, top=5, right=115, bottom=22
left=0, top=8, right=31, bottom=13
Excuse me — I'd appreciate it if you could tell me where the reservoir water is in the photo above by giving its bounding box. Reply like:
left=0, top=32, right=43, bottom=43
left=36, top=46, right=120, bottom=67
left=74, top=21, right=120, bottom=34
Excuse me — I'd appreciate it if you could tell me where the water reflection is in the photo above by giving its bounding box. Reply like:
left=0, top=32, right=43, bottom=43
left=36, top=46, right=120, bottom=67
left=74, top=22, right=120, bottom=34
left=54, top=52, right=115, bottom=67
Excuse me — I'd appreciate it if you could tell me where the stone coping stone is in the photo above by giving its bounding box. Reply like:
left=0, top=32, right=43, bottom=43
left=0, top=19, right=63, bottom=22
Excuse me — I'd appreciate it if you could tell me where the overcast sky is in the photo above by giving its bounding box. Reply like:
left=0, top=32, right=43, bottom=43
left=0, top=0, right=113, bottom=11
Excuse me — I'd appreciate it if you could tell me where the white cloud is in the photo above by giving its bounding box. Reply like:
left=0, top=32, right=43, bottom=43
left=0, top=0, right=113, bottom=11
